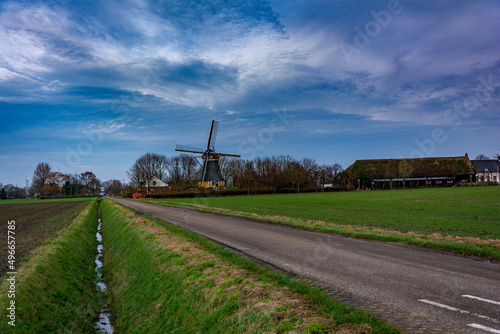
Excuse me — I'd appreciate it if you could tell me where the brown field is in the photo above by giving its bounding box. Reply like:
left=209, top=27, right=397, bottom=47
left=0, top=201, right=90, bottom=277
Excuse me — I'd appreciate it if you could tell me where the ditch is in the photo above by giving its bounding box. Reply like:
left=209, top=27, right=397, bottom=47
left=94, top=205, right=114, bottom=333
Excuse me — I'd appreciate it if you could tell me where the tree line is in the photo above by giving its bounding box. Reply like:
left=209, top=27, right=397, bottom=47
left=0, top=162, right=125, bottom=199
left=128, top=153, right=344, bottom=193
left=28, top=162, right=105, bottom=197
left=2, top=150, right=497, bottom=200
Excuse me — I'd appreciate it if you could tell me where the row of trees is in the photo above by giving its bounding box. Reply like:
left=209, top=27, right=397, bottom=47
left=0, top=183, right=27, bottom=199
left=4, top=152, right=497, bottom=200
left=128, top=153, right=344, bottom=193
left=0, top=163, right=126, bottom=199
left=29, top=162, right=103, bottom=197
left=222, top=156, right=343, bottom=193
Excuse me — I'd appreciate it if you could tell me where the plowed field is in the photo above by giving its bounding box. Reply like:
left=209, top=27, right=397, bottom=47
left=0, top=201, right=89, bottom=276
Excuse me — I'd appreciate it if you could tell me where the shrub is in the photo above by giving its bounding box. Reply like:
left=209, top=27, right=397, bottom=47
left=123, top=188, right=133, bottom=198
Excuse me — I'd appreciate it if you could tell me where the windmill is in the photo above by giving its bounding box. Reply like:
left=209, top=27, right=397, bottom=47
left=175, top=120, right=240, bottom=188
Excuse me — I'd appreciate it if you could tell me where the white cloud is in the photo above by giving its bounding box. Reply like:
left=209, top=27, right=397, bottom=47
left=1, top=0, right=498, bottom=128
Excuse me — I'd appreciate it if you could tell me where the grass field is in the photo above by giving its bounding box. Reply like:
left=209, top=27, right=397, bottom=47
left=143, top=186, right=500, bottom=258
left=0, top=201, right=89, bottom=277
left=104, top=199, right=399, bottom=333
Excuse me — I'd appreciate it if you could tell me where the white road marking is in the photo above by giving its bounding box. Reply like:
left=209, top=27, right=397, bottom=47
left=473, top=314, right=500, bottom=324
left=463, top=295, right=500, bottom=306
left=467, top=323, right=500, bottom=333
left=418, top=299, right=469, bottom=313
left=418, top=299, right=500, bottom=324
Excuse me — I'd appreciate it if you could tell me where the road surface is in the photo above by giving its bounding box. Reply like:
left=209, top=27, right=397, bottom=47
left=109, top=197, right=500, bottom=333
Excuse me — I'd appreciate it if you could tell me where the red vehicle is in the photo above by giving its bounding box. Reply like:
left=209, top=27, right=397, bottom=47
left=132, top=193, right=144, bottom=198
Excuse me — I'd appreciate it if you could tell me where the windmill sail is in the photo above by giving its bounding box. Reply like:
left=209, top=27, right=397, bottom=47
left=213, top=152, right=240, bottom=157
left=207, top=120, right=219, bottom=150
left=175, top=144, right=205, bottom=154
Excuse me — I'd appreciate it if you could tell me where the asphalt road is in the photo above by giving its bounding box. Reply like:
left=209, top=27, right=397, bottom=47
left=109, top=197, right=500, bottom=333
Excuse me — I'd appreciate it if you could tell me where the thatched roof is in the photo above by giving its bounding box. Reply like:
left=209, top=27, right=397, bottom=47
left=344, top=155, right=475, bottom=179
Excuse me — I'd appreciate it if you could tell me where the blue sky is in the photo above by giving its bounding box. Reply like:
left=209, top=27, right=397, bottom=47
left=1, top=0, right=499, bottom=186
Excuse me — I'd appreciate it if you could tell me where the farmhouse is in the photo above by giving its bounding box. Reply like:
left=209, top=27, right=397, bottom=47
left=471, top=159, right=500, bottom=185
left=342, top=154, right=476, bottom=189
left=141, top=177, right=176, bottom=195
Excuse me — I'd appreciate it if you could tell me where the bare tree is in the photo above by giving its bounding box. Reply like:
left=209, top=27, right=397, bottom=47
left=317, top=165, right=335, bottom=186
left=331, top=163, right=343, bottom=176
left=221, top=158, right=243, bottom=187
left=475, top=154, right=490, bottom=160
left=90, top=177, right=102, bottom=194
left=288, top=161, right=308, bottom=193
left=301, top=157, right=318, bottom=187
left=235, top=161, right=256, bottom=195
left=259, top=157, right=285, bottom=193
left=180, top=154, right=199, bottom=187
left=110, top=180, right=123, bottom=195
left=102, top=180, right=112, bottom=192
left=167, top=156, right=182, bottom=186
left=102, top=179, right=123, bottom=195
left=128, top=153, right=169, bottom=187
left=80, top=171, right=97, bottom=188
left=32, top=162, right=52, bottom=194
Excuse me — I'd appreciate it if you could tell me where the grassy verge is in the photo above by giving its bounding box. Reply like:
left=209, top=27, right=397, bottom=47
left=0, top=197, right=96, bottom=204
left=0, top=200, right=100, bottom=333
left=102, top=199, right=400, bottom=333
left=141, top=187, right=500, bottom=260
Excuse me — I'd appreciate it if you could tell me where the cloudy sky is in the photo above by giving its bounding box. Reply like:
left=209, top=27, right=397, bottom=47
left=1, top=0, right=499, bottom=186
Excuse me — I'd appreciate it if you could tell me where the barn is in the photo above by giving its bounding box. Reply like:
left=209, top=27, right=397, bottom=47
left=342, top=154, right=476, bottom=189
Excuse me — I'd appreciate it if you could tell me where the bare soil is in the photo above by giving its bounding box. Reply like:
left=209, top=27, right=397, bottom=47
left=0, top=201, right=89, bottom=276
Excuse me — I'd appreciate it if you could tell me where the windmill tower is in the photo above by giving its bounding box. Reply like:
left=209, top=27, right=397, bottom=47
left=175, top=120, right=240, bottom=188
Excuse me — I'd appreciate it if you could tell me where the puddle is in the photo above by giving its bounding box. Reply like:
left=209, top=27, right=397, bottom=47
left=94, top=209, right=114, bottom=333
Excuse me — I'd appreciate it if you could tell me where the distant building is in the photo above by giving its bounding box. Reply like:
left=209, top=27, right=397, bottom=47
left=144, top=177, right=169, bottom=194
left=471, top=160, right=500, bottom=185
left=342, top=154, right=476, bottom=189
left=138, top=177, right=177, bottom=195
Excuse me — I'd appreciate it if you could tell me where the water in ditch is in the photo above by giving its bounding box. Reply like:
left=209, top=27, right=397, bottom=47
left=94, top=208, right=114, bottom=334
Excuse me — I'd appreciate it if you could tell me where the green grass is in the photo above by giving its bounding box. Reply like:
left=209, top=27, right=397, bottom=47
left=0, top=200, right=100, bottom=333
left=0, top=197, right=96, bottom=204
left=143, top=187, right=500, bottom=259
left=103, top=199, right=399, bottom=333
